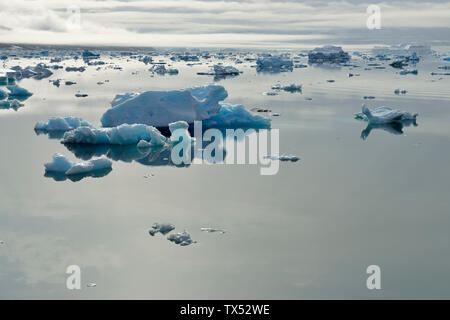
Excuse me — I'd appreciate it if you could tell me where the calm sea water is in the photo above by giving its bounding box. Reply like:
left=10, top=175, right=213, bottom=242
left=1, top=47, right=450, bottom=299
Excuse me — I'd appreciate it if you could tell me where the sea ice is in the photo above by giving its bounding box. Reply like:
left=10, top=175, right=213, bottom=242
left=6, top=85, right=32, bottom=97
left=44, top=153, right=112, bottom=176
left=34, top=117, right=92, bottom=132
left=308, top=46, right=350, bottom=64
left=202, top=104, right=270, bottom=128
left=101, top=85, right=228, bottom=128
left=201, top=228, right=226, bottom=234
left=257, top=56, right=293, bottom=70
left=212, top=65, right=240, bottom=75
left=149, top=223, right=175, bottom=236
left=62, top=123, right=168, bottom=146
left=264, top=154, right=300, bottom=162
left=167, top=230, right=196, bottom=246
left=355, top=105, right=418, bottom=124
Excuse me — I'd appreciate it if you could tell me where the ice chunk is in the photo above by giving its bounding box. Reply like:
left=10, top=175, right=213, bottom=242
left=10, top=64, right=52, bottom=80
left=0, top=89, right=8, bottom=100
left=399, top=69, right=418, bottom=75
left=6, top=85, right=32, bottom=97
left=308, top=46, right=350, bottom=64
left=202, top=104, right=270, bottom=128
left=101, top=85, right=228, bottom=128
left=34, top=117, right=92, bottom=132
left=0, top=99, right=24, bottom=111
left=355, top=105, right=418, bottom=124
left=61, top=123, right=168, bottom=146
left=168, top=121, right=193, bottom=144
left=257, top=56, right=293, bottom=70
left=66, top=158, right=112, bottom=175
left=44, top=153, right=112, bottom=178
left=213, top=65, right=240, bottom=75
left=148, top=223, right=175, bottom=236
left=44, top=153, right=74, bottom=173
left=281, top=84, right=302, bottom=93
left=264, top=153, right=300, bottom=162
left=201, top=228, right=226, bottom=234
left=149, top=64, right=178, bottom=75
left=137, top=140, right=152, bottom=148
left=167, top=230, right=196, bottom=246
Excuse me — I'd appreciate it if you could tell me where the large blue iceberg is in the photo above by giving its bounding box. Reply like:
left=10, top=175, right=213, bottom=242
left=100, top=85, right=270, bottom=129
left=101, top=85, right=228, bottom=128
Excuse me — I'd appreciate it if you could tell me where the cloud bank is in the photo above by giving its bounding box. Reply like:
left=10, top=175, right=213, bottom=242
left=0, top=0, right=449, bottom=47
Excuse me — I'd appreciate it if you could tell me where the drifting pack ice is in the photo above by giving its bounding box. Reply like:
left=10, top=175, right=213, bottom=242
left=100, top=84, right=270, bottom=129
left=62, top=123, right=168, bottom=146
left=355, top=105, right=418, bottom=124
left=35, top=117, right=92, bottom=132
left=256, top=56, right=293, bottom=71
left=44, top=153, right=112, bottom=176
left=308, top=46, right=350, bottom=64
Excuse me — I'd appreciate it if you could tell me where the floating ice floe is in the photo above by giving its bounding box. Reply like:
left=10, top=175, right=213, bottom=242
left=0, top=89, right=8, bottom=100
left=62, top=123, right=168, bottom=146
left=10, top=64, right=52, bottom=80
left=169, top=120, right=194, bottom=144
left=6, top=85, right=32, bottom=97
left=213, top=65, right=240, bottom=75
left=202, top=104, right=270, bottom=128
left=308, top=46, right=350, bottom=64
left=149, top=64, right=179, bottom=75
left=0, top=99, right=24, bottom=111
left=281, top=84, right=302, bottom=93
left=149, top=223, right=175, bottom=236
left=201, top=228, right=226, bottom=234
left=355, top=105, right=418, bottom=124
left=440, top=56, right=450, bottom=62
left=167, top=230, right=196, bottom=246
left=264, top=153, right=300, bottom=162
left=256, top=56, right=293, bottom=71
left=101, top=85, right=228, bottom=128
left=399, top=69, right=418, bottom=75
left=35, top=117, right=92, bottom=132
left=44, top=153, right=112, bottom=176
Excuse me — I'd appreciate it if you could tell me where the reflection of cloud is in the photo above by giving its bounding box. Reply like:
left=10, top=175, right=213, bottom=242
left=0, top=232, right=121, bottom=285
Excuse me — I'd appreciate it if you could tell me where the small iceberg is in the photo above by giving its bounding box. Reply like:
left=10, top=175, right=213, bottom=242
left=355, top=105, right=418, bottom=124
left=6, top=85, right=32, bottom=97
left=399, top=69, right=418, bottom=75
left=257, top=56, right=293, bottom=71
left=201, top=228, right=226, bottom=234
left=62, top=123, right=168, bottom=146
left=264, top=153, right=300, bottom=162
left=44, top=153, right=112, bottom=180
left=308, top=46, right=350, bottom=64
left=149, top=223, right=175, bottom=236
left=35, top=117, right=92, bottom=132
left=167, top=230, right=196, bottom=246
left=149, top=64, right=179, bottom=75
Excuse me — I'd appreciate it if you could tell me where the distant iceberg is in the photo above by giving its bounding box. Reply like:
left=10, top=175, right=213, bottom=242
left=62, top=123, right=168, bottom=146
left=355, top=105, right=418, bottom=124
left=149, top=223, right=175, bottom=236
left=35, top=117, right=92, bottom=132
left=6, top=85, right=32, bottom=97
left=308, top=46, right=350, bottom=64
left=44, top=153, right=112, bottom=176
left=101, top=85, right=228, bottom=128
left=257, top=56, right=293, bottom=71
left=167, top=230, right=196, bottom=246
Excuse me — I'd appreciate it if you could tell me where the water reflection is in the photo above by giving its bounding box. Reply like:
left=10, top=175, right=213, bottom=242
left=360, top=119, right=418, bottom=140
left=44, top=167, right=112, bottom=182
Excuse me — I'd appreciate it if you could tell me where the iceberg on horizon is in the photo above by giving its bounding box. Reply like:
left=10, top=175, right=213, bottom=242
left=355, top=105, right=418, bottom=124
left=308, top=46, right=350, bottom=64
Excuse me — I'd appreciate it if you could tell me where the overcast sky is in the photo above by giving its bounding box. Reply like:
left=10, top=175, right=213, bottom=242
left=0, top=0, right=449, bottom=48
